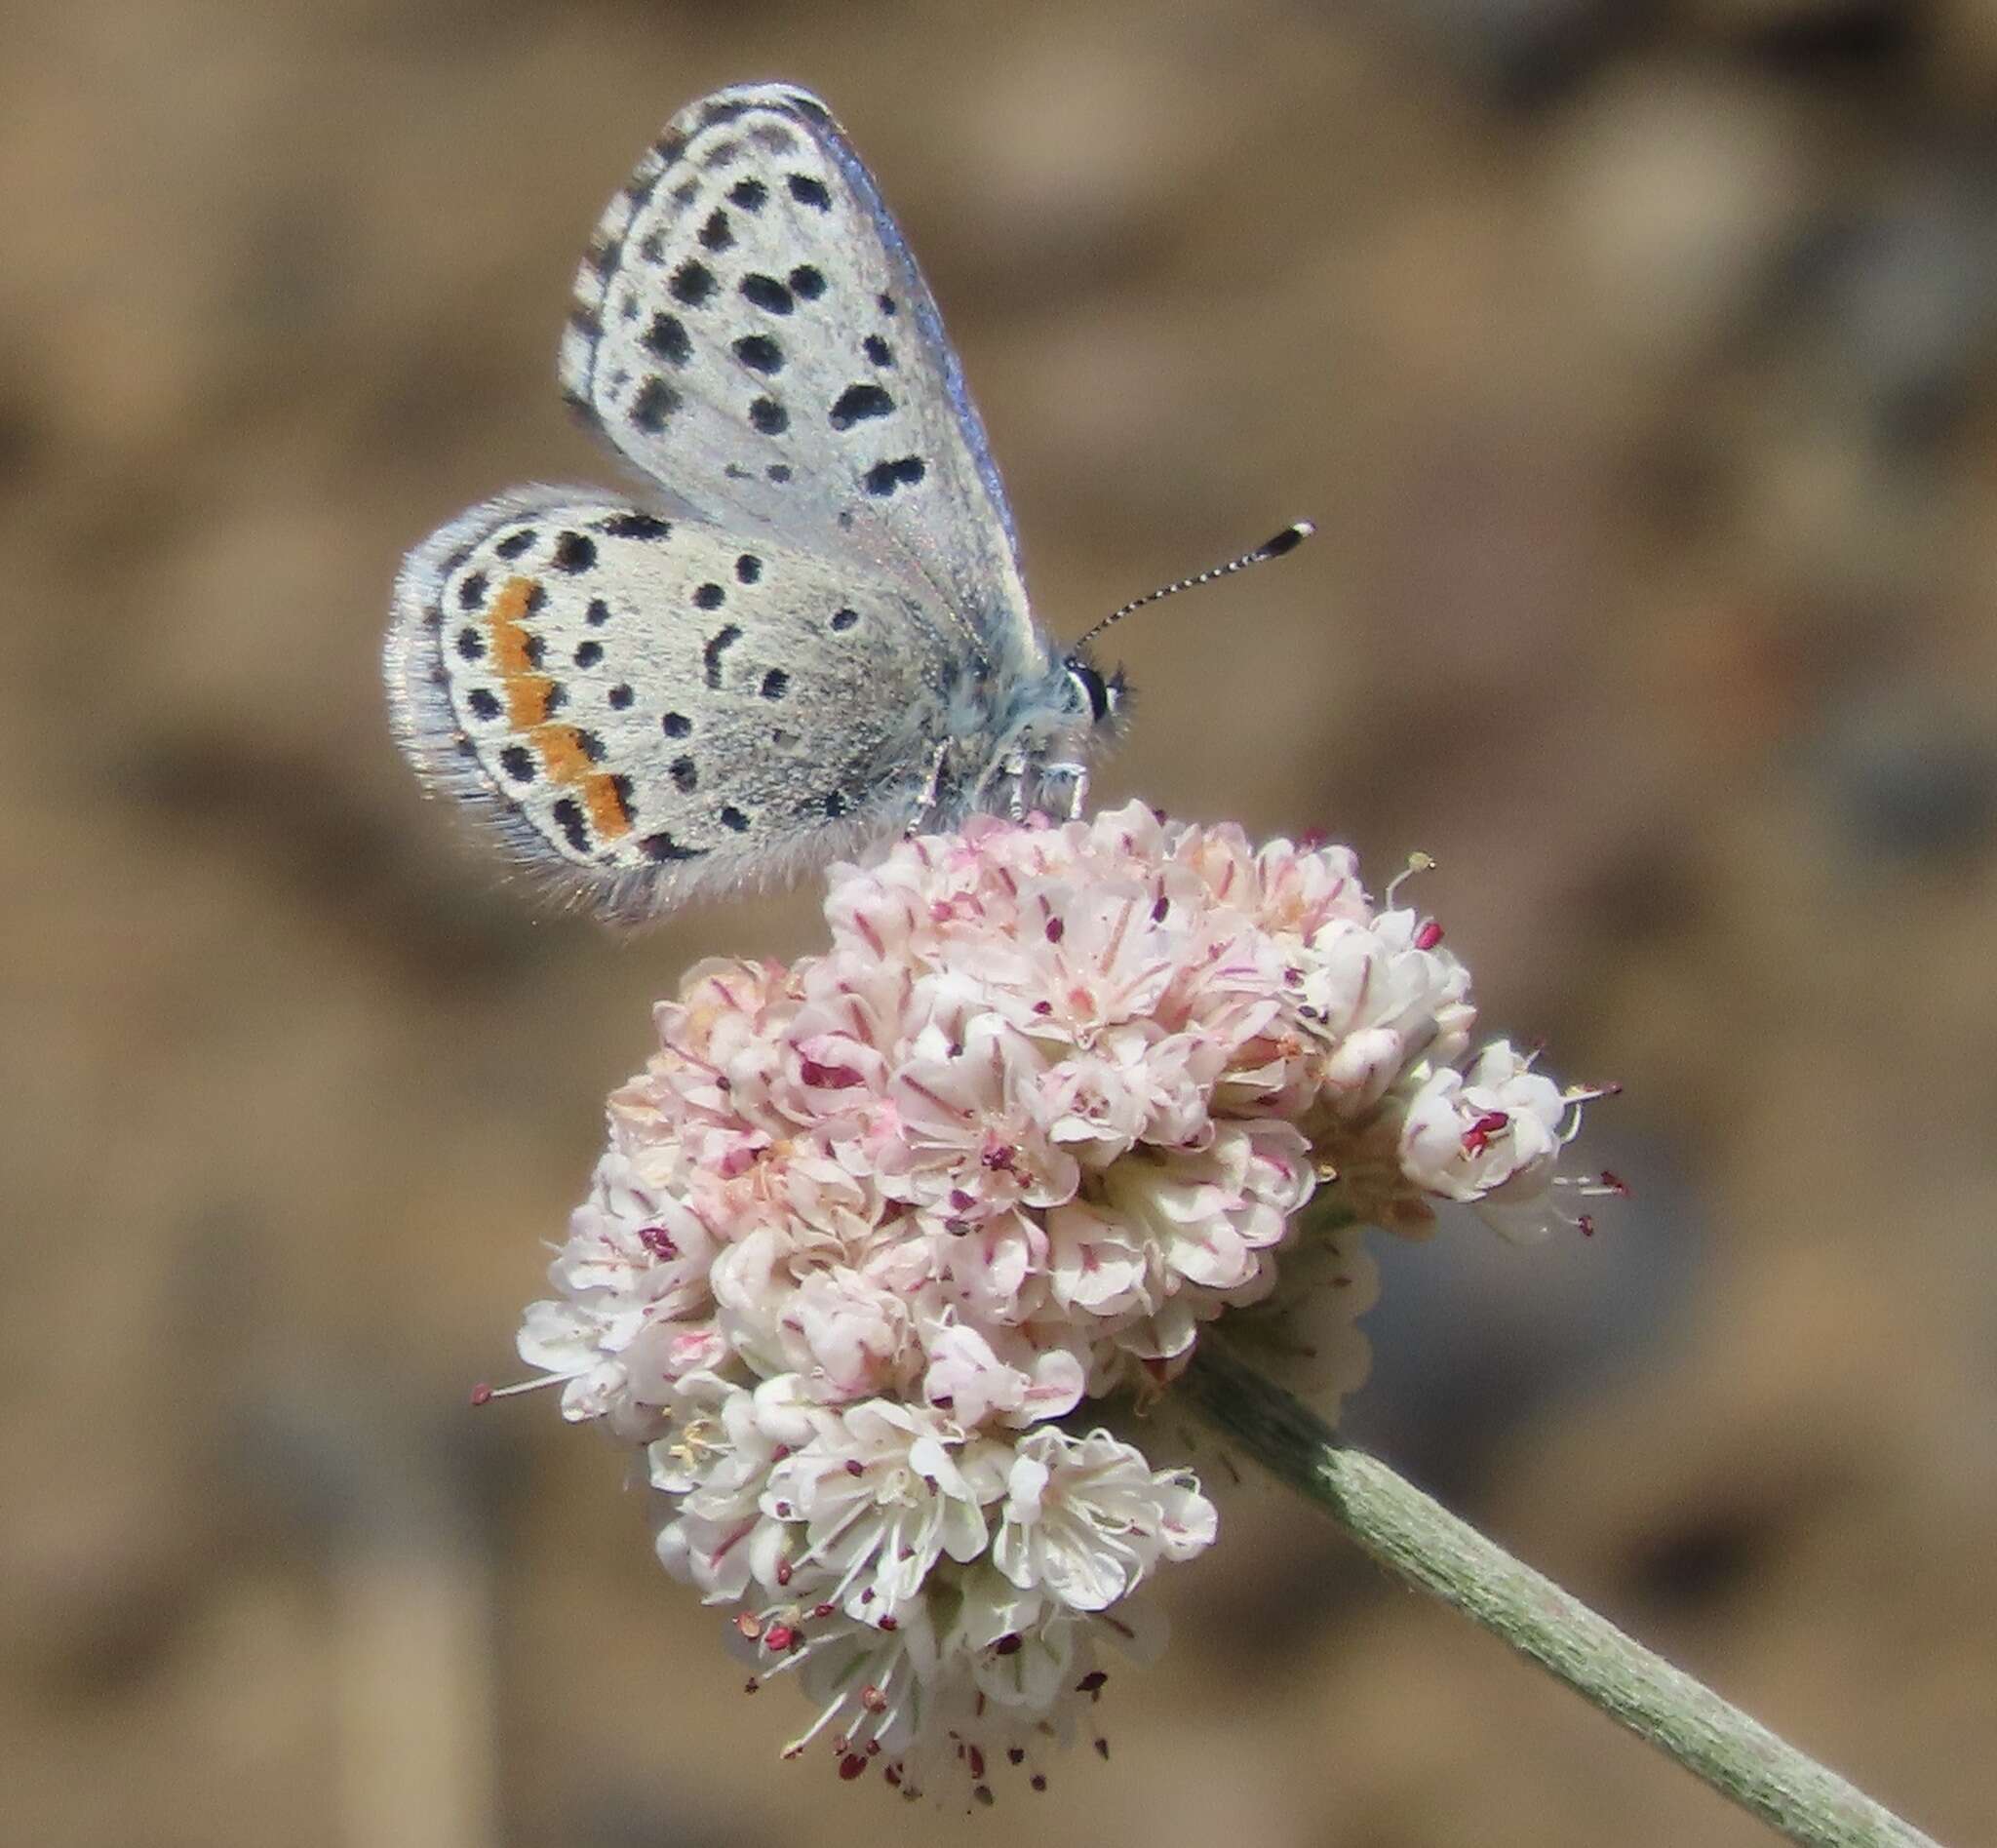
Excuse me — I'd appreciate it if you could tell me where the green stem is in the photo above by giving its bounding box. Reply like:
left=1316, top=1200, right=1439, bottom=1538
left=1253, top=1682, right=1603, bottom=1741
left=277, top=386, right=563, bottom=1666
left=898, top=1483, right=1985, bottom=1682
left=1177, top=1340, right=1945, bottom=1848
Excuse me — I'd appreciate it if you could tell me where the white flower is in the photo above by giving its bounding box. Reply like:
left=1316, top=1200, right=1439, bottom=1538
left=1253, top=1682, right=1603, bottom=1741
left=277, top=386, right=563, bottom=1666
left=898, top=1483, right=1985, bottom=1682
left=761, top=1398, right=1005, bottom=1616
left=1397, top=1039, right=1577, bottom=1241
left=506, top=803, right=1608, bottom=1793
left=921, top=1321, right=1086, bottom=1429
left=993, top=1427, right=1217, bottom=1610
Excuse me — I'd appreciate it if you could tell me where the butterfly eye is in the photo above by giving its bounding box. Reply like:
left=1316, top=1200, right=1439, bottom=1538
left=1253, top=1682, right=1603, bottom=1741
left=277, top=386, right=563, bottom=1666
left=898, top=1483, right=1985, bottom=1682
left=1065, top=659, right=1115, bottom=725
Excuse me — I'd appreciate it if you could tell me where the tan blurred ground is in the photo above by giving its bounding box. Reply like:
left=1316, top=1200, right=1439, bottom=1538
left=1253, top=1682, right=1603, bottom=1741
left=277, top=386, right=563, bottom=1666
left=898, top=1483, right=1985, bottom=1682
left=5, top=1, right=1996, bottom=1843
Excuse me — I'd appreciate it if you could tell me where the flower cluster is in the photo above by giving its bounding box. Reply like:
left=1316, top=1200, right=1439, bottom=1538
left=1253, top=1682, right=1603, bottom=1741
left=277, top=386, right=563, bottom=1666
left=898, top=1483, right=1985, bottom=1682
left=513, top=804, right=1610, bottom=1799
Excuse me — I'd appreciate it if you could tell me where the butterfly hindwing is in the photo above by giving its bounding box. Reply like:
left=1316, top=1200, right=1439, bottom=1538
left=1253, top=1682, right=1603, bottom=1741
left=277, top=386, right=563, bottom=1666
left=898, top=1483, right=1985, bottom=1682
left=558, top=83, right=1038, bottom=675
left=386, top=487, right=964, bottom=921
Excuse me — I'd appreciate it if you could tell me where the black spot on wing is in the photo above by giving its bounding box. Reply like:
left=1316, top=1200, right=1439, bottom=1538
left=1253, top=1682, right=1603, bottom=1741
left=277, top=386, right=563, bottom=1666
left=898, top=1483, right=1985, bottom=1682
left=735, top=554, right=763, bottom=584
left=500, top=744, right=534, bottom=784
left=608, top=684, right=634, bottom=709
left=693, top=582, right=725, bottom=610
left=728, top=177, right=768, bottom=212
left=457, top=572, right=488, bottom=609
left=864, top=334, right=893, bottom=367
left=643, top=314, right=692, bottom=367
left=670, top=756, right=697, bottom=793
left=703, top=624, right=742, bottom=688
left=830, top=608, right=859, bottom=632
left=863, top=455, right=926, bottom=496
left=573, top=640, right=603, bottom=667
left=740, top=273, right=794, bottom=315
left=671, top=260, right=717, bottom=307
left=697, top=209, right=733, bottom=253
left=600, top=512, right=671, bottom=540
left=467, top=688, right=500, bottom=721
left=734, top=334, right=784, bottom=374
left=749, top=397, right=789, bottom=435
left=631, top=378, right=681, bottom=433
left=553, top=531, right=597, bottom=573
left=720, top=806, right=751, bottom=833
left=642, top=831, right=706, bottom=862
left=553, top=798, right=590, bottom=853
left=830, top=383, right=894, bottom=429
left=787, top=174, right=831, bottom=211
left=662, top=712, right=691, bottom=738
left=788, top=264, right=826, bottom=301
left=495, top=530, right=536, bottom=560
left=760, top=669, right=789, bottom=700
left=586, top=598, right=611, bottom=625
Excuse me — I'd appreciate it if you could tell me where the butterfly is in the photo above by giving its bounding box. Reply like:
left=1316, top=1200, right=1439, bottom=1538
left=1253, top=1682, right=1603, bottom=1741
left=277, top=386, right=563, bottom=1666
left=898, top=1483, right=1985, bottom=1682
left=385, top=82, right=1304, bottom=924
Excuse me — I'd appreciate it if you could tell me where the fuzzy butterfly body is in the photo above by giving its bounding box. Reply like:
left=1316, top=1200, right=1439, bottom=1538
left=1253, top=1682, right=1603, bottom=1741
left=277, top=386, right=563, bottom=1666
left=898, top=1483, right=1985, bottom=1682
left=385, top=83, right=1119, bottom=923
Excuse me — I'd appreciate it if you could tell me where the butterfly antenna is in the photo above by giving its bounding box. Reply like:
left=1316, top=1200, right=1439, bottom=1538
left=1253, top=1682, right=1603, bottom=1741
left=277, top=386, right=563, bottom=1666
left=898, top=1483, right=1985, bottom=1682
left=1072, top=521, right=1315, bottom=651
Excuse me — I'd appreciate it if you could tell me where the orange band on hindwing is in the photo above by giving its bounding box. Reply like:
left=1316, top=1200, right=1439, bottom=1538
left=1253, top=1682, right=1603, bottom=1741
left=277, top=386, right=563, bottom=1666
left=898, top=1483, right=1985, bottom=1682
left=488, top=573, right=631, bottom=845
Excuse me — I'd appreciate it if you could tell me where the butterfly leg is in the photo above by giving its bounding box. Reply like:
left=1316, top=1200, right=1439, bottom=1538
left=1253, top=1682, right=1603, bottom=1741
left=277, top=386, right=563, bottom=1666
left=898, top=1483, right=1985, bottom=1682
left=906, top=739, right=951, bottom=837
left=1038, top=762, right=1088, bottom=819
left=999, top=749, right=1032, bottom=821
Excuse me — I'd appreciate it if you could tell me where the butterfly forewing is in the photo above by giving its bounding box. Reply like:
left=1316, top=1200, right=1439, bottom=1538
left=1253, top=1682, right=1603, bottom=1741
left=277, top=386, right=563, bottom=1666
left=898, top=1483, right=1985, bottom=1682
left=387, top=487, right=964, bottom=920
left=559, top=83, right=1036, bottom=670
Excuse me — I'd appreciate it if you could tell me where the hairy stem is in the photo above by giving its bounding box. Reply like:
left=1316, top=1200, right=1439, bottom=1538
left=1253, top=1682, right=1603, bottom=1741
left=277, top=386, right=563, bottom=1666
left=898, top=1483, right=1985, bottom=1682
left=1178, top=1341, right=1945, bottom=1848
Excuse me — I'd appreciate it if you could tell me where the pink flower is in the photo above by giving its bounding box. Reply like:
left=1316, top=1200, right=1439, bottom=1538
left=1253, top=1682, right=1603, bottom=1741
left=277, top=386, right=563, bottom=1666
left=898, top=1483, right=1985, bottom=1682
left=513, top=802, right=1608, bottom=1795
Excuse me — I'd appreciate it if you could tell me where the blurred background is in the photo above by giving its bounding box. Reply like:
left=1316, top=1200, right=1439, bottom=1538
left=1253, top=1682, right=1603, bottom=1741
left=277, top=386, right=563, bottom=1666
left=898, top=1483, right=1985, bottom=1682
left=7, top=0, right=1996, bottom=1842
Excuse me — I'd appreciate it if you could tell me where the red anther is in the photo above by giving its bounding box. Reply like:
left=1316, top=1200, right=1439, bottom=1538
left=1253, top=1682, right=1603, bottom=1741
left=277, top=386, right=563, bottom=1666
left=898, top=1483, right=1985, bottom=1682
left=1007, top=1748, right=1025, bottom=1765
left=980, top=1143, right=1018, bottom=1172
left=967, top=1747, right=986, bottom=1780
left=839, top=1753, right=868, bottom=1781
left=469, top=1384, right=493, bottom=1407
left=866, top=1740, right=881, bottom=1756
left=991, top=1633, right=1022, bottom=1656
left=1032, top=1000, right=1053, bottom=1015
left=1044, top=916, right=1065, bottom=943
left=763, top=1623, right=795, bottom=1652
left=735, top=1612, right=764, bottom=1639
left=799, top=1058, right=864, bottom=1088
left=861, top=1683, right=889, bottom=1713
left=1414, top=919, right=1444, bottom=951
left=878, top=1615, right=899, bottom=1632
left=845, top=1458, right=865, bottom=1477
left=883, top=1768, right=902, bottom=1789
left=1093, top=1738, right=1110, bottom=1760
left=775, top=1558, right=793, bottom=1587
left=744, top=1676, right=760, bottom=1694
left=1151, top=892, right=1169, bottom=923
left=1600, top=1169, right=1631, bottom=1197
left=1472, top=1110, right=1509, bottom=1134
left=1075, top=1670, right=1108, bottom=1694
left=1578, top=1215, right=1596, bottom=1239
left=638, top=1225, right=679, bottom=1260
left=1031, top=1774, right=1047, bottom=1792
left=1299, top=828, right=1329, bottom=849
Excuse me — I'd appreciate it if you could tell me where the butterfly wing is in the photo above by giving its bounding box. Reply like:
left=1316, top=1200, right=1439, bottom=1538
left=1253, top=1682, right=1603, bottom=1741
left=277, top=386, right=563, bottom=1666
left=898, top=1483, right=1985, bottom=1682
left=559, top=83, right=1040, bottom=676
left=386, top=487, right=966, bottom=922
